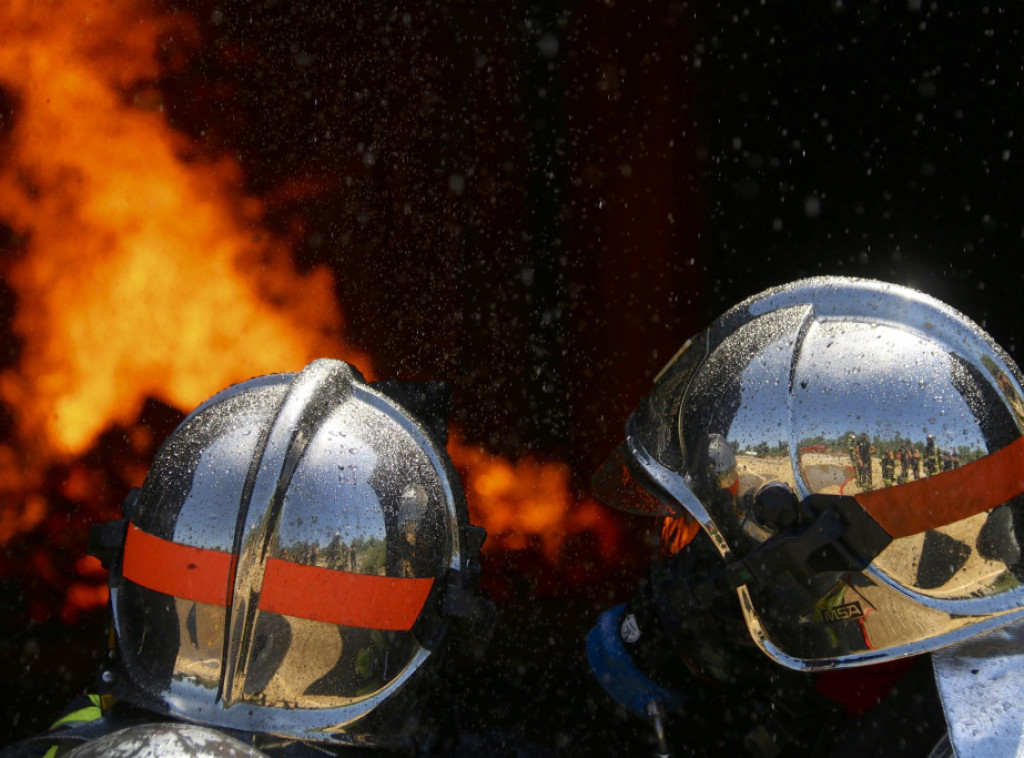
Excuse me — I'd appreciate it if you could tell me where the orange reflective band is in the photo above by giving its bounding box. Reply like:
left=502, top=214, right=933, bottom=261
left=122, top=522, right=236, bottom=606
left=260, top=557, right=435, bottom=631
left=122, top=525, right=435, bottom=629
left=855, top=435, right=1024, bottom=538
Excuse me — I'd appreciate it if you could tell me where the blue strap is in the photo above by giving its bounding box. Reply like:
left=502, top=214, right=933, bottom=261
left=585, top=604, right=687, bottom=719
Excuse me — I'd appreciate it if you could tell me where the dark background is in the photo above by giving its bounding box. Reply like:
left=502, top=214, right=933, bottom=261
left=2, top=0, right=1023, bottom=752
left=151, top=0, right=1024, bottom=465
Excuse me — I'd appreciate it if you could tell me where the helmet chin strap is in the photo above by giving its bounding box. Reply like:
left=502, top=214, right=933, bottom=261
left=655, top=488, right=893, bottom=614
left=586, top=487, right=894, bottom=758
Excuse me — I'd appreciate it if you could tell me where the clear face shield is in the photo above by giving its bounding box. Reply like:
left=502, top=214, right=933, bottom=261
left=592, top=277, right=1024, bottom=671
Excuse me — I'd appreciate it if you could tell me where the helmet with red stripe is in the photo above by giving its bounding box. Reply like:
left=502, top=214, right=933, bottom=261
left=91, top=359, right=490, bottom=750
left=593, top=277, right=1024, bottom=670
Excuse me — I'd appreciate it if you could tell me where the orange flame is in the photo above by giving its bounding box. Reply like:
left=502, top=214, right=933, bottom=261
left=0, top=0, right=620, bottom=620
left=449, top=435, right=619, bottom=565
left=0, top=0, right=369, bottom=460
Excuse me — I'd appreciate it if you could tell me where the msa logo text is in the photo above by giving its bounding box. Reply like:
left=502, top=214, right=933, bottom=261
left=820, top=602, right=864, bottom=623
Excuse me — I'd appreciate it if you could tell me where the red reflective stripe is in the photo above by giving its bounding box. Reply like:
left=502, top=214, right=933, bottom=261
left=855, top=435, right=1024, bottom=538
left=122, top=524, right=435, bottom=629
left=122, top=522, right=236, bottom=606
left=260, top=557, right=434, bottom=631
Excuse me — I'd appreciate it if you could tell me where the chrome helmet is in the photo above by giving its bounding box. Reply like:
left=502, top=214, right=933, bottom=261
left=90, top=359, right=488, bottom=750
left=594, top=277, right=1024, bottom=670
left=65, top=724, right=269, bottom=758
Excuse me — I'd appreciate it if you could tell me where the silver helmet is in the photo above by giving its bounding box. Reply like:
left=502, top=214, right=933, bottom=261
left=594, top=277, right=1024, bottom=670
left=65, top=724, right=269, bottom=758
left=91, top=359, right=488, bottom=749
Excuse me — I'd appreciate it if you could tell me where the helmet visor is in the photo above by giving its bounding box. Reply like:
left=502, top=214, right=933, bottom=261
left=591, top=332, right=711, bottom=519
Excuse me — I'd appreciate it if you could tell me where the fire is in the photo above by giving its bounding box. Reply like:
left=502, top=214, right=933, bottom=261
left=449, top=435, right=619, bottom=565
left=0, top=0, right=366, bottom=459
left=0, top=0, right=620, bottom=621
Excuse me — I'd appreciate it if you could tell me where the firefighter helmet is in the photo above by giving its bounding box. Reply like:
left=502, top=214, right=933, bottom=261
left=594, top=277, right=1024, bottom=670
left=92, top=359, right=488, bottom=750
left=65, top=723, right=269, bottom=758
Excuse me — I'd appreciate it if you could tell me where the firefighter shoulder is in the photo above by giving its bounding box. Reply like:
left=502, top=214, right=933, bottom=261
left=2, top=359, right=500, bottom=758
left=586, top=277, right=1024, bottom=758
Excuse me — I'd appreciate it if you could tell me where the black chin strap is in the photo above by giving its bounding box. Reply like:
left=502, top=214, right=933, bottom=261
left=661, top=489, right=893, bottom=614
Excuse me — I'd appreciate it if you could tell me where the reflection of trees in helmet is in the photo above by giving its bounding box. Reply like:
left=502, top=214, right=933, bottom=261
left=691, top=433, right=745, bottom=545
left=352, top=535, right=386, bottom=575
left=352, top=629, right=392, bottom=695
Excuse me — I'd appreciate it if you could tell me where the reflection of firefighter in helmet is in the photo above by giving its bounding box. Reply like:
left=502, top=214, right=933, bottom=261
left=943, top=450, right=960, bottom=471
left=323, top=532, right=345, bottom=569
left=924, top=434, right=939, bottom=477
left=881, top=449, right=896, bottom=488
left=855, top=433, right=874, bottom=489
left=909, top=444, right=925, bottom=479
left=897, top=445, right=911, bottom=484
left=846, top=434, right=858, bottom=482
